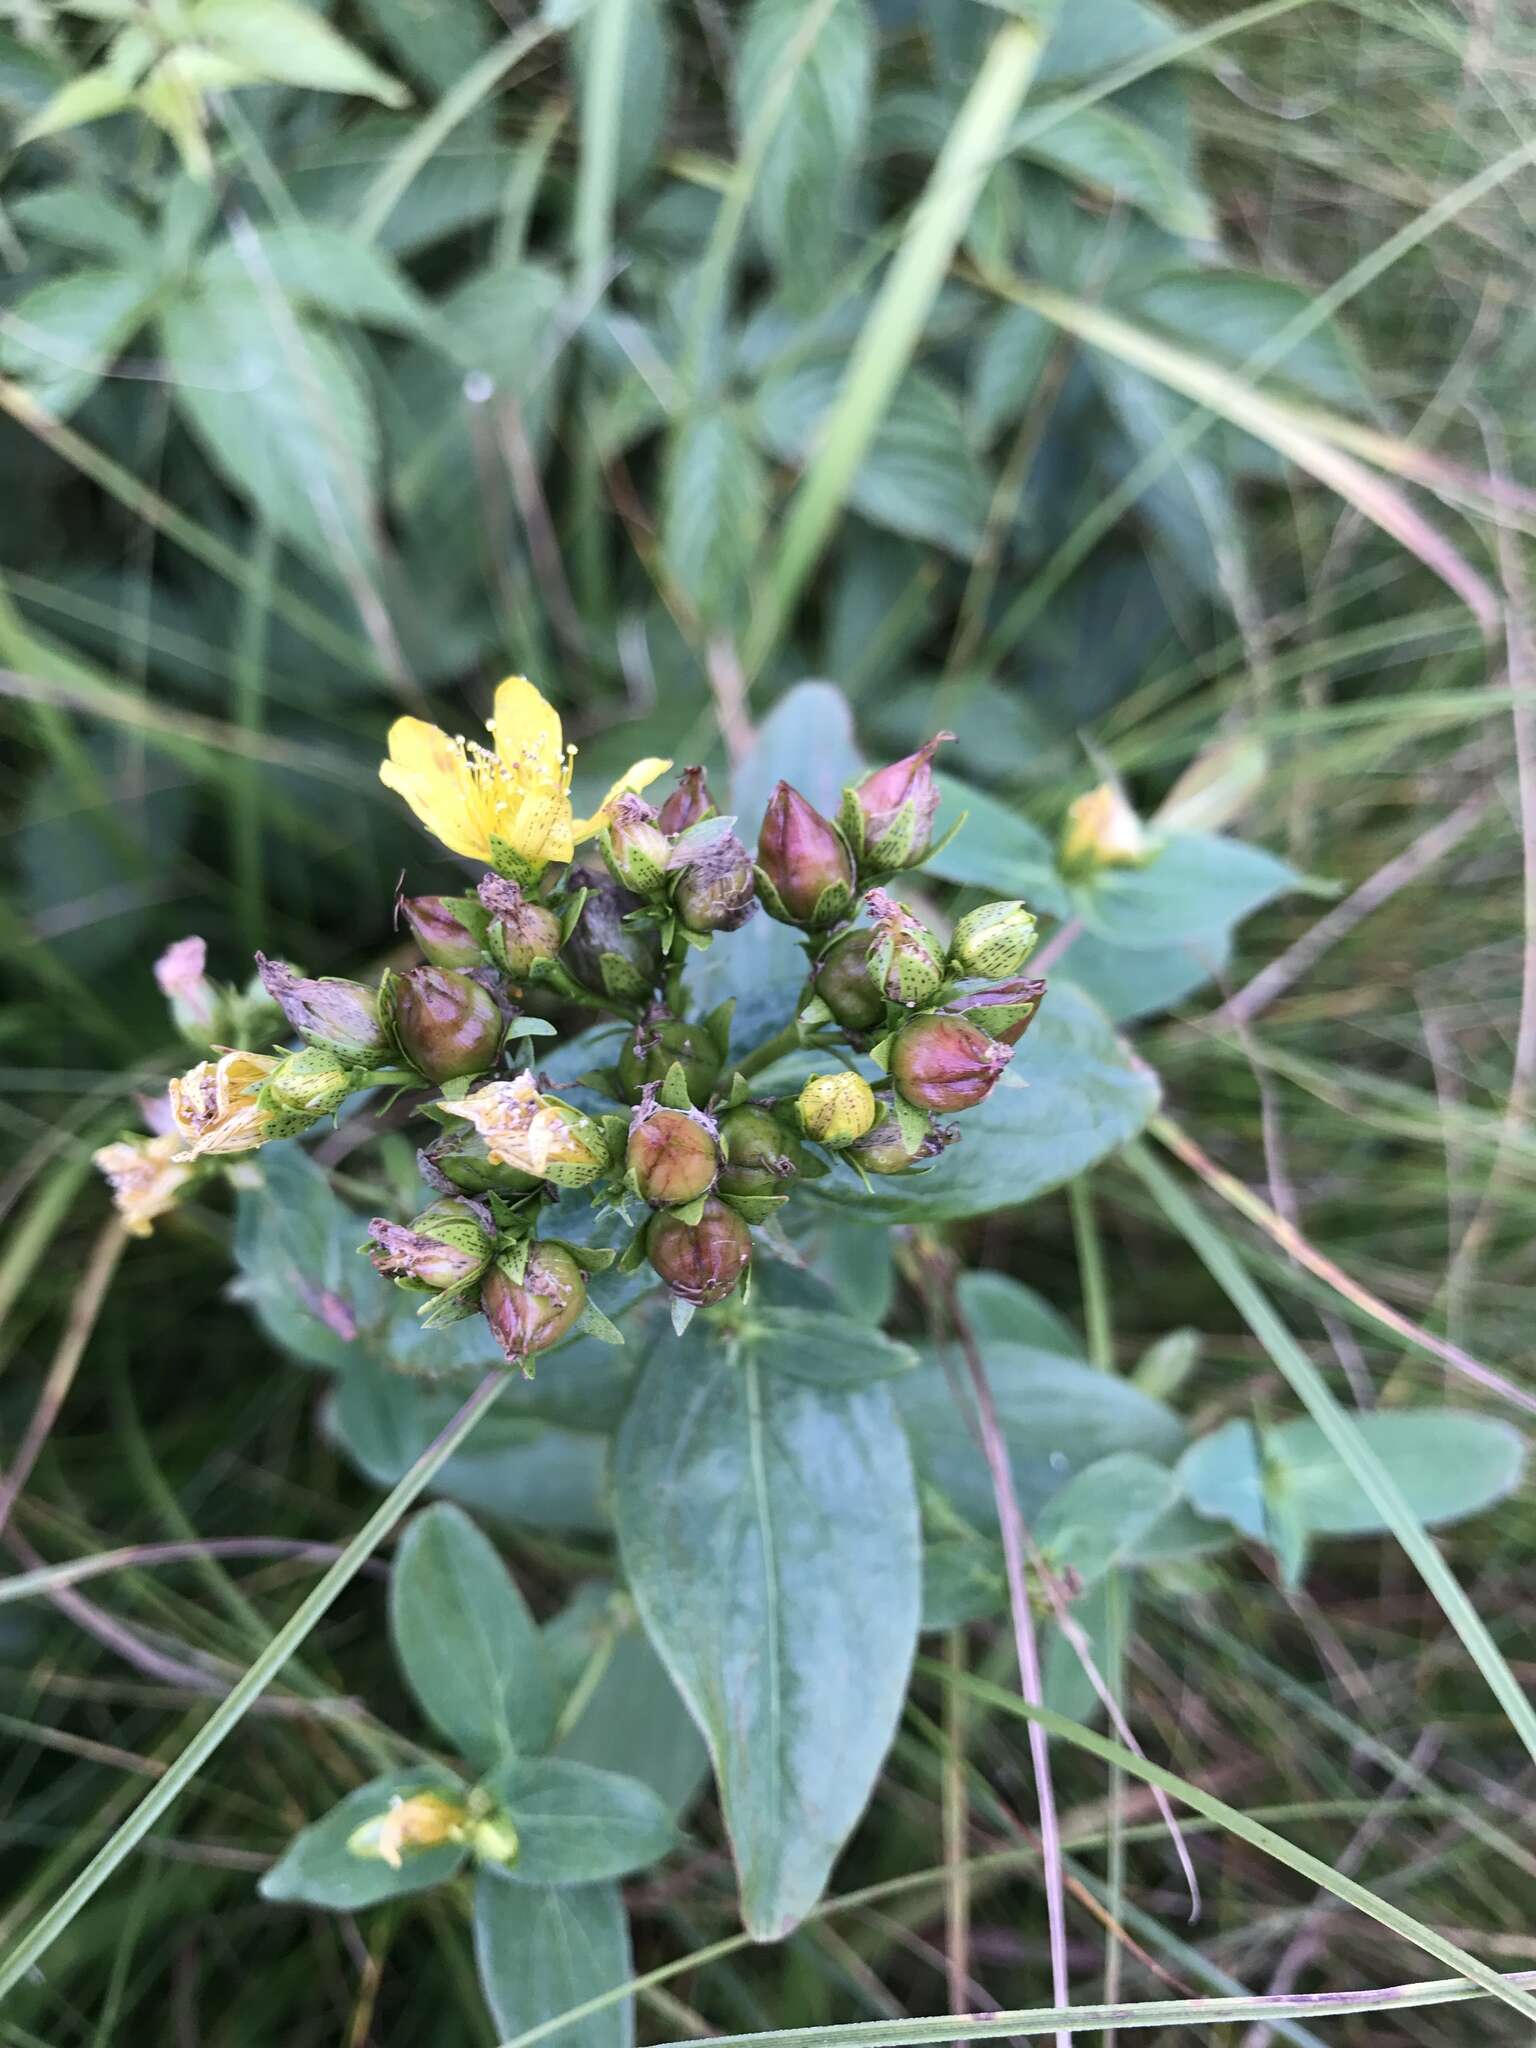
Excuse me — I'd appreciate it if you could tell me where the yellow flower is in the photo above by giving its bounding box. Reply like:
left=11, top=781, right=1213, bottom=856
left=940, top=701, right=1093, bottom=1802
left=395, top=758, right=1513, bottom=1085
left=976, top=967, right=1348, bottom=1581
left=442, top=1073, right=610, bottom=1186
left=92, top=1132, right=196, bottom=1238
left=168, top=1049, right=309, bottom=1160
left=347, top=1790, right=468, bottom=1870
left=1058, top=781, right=1151, bottom=877
left=379, top=674, right=671, bottom=883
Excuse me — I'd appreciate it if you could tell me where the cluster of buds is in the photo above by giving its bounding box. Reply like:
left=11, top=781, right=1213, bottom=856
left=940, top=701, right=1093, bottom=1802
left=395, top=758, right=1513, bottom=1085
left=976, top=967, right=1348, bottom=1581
left=95, top=674, right=1054, bottom=1362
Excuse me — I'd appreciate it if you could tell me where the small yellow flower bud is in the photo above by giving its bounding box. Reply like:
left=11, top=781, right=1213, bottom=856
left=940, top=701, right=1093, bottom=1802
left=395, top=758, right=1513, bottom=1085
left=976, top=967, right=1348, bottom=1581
left=1058, top=782, right=1150, bottom=877
left=797, top=1072, right=878, bottom=1150
left=348, top=1790, right=468, bottom=1870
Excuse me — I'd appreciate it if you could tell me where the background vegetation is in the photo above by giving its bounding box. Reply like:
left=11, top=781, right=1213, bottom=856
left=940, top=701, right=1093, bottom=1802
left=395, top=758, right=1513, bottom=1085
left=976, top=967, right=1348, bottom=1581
left=1, top=0, right=1534, bottom=2042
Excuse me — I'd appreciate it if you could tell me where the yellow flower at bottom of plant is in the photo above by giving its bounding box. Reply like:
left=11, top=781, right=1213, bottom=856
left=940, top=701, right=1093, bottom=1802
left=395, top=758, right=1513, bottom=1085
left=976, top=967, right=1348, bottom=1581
left=442, top=1072, right=610, bottom=1186
left=168, top=1049, right=300, bottom=1160
left=348, top=1790, right=468, bottom=1871
left=379, top=674, right=671, bottom=884
left=92, top=1132, right=196, bottom=1238
left=1058, top=780, right=1151, bottom=877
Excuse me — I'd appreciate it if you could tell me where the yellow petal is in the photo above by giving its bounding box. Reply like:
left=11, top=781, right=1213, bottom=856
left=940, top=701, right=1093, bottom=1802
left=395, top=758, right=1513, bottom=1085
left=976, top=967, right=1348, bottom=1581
left=490, top=676, right=564, bottom=777
left=380, top=717, right=491, bottom=862
left=571, top=757, right=673, bottom=841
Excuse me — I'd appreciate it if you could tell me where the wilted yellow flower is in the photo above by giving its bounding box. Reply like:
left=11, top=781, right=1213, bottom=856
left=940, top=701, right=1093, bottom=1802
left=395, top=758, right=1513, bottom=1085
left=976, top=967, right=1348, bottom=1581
left=1059, top=781, right=1151, bottom=876
left=168, top=1049, right=301, bottom=1160
left=442, top=1073, right=609, bottom=1186
left=92, top=1132, right=196, bottom=1238
left=348, top=1790, right=467, bottom=1870
left=380, top=674, right=671, bottom=883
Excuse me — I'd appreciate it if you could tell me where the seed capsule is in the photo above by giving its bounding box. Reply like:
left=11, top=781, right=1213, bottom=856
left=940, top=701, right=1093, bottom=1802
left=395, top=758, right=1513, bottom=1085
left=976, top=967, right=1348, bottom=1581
left=477, top=875, right=563, bottom=978
left=617, top=1009, right=723, bottom=1104
left=889, top=1014, right=1012, bottom=1112
left=627, top=1106, right=720, bottom=1208
left=645, top=1196, right=752, bottom=1306
left=562, top=868, right=663, bottom=1002
left=420, top=1123, right=545, bottom=1198
left=797, top=1071, right=878, bottom=1149
left=814, top=929, right=886, bottom=1031
left=481, top=1245, right=587, bottom=1366
left=602, top=795, right=673, bottom=896
left=846, top=1107, right=957, bottom=1175
left=717, top=1104, right=803, bottom=1196
left=669, top=825, right=758, bottom=934
left=390, top=966, right=505, bottom=1082
left=756, top=782, right=855, bottom=928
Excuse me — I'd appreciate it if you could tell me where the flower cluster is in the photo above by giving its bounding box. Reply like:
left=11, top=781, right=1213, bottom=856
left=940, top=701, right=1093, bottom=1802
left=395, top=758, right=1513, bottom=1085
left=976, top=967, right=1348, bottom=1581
left=94, top=679, right=1047, bottom=1364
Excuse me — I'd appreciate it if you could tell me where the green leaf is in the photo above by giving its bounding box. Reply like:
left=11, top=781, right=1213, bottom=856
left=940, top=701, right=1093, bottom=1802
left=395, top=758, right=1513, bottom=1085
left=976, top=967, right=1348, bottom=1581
left=160, top=285, right=380, bottom=571
left=743, top=1304, right=917, bottom=1388
left=1014, top=103, right=1213, bottom=239
left=186, top=0, right=408, bottom=104
left=663, top=409, right=767, bottom=625
left=10, top=184, right=155, bottom=268
left=233, top=1143, right=391, bottom=1373
left=390, top=1504, right=558, bottom=1770
left=1061, top=926, right=1231, bottom=1025
left=485, top=1758, right=676, bottom=1885
left=1036, top=1451, right=1180, bottom=1589
left=1122, top=266, right=1374, bottom=414
left=355, top=0, right=493, bottom=96
left=1071, top=831, right=1304, bottom=948
left=811, top=981, right=1158, bottom=1223
left=735, top=0, right=874, bottom=290
left=955, top=1270, right=1083, bottom=1357
left=922, top=773, right=1069, bottom=914
left=971, top=302, right=1055, bottom=446
left=1041, top=1572, right=1128, bottom=1726
left=556, top=1616, right=711, bottom=1818
left=258, top=1772, right=468, bottom=1909
left=896, top=1343, right=1186, bottom=1531
left=199, top=223, right=432, bottom=333
left=474, top=1872, right=633, bottom=2048
left=573, top=0, right=672, bottom=195
left=0, top=269, right=155, bottom=420
left=1270, top=1412, right=1525, bottom=1535
left=17, top=68, right=135, bottom=144
left=614, top=1323, right=920, bottom=1938
left=756, top=359, right=992, bottom=556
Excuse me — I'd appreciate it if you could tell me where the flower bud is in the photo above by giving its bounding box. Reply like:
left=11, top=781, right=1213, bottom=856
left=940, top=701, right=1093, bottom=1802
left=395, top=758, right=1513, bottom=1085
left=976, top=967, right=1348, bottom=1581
left=349, top=1790, right=467, bottom=1869
left=256, top=954, right=391, bottom=1065
left=420, top=1123, right=544, bottom=1198
left=169, top=1049, right=309, bottom=1158
left=1059, top=781, right=1150, bottom=877
left=267, top=1046, right=357, bottom=1117
left=847, top=1106, right=958, bottom=1175
left=717, top=1104, right=803, bottom=1196
left=398, top=894, right=489, bottom=969
left=155, top=936, right=221, bottom=1044
left=945, top=977, right=1045, bottom=1046
left=864, top=890, right=947, bottom=1009
left=367, top=1198, right=495, bottom=1293
left=667, top=824, right=758, bottom=935
left=617, top=1008, right=723, bottom=1104
left=814, top=929, right=885, bottom=1031
left=481, top=1244, right=587, bottom=1366
left=842, top=732, right=953, bottom=871
left=627, top=1105, right=719, bottom=1208
left=601, top=795, right=672, bottom=896
left=390, top=966, right=505, bottom=1082
left=798, top=1071, right=878, bottom=1149
left=947, top=900, right=1038, bottom=981
left=446, top=1074, right=611, bottom=1187
left=657, top=765, right=717, bottom=835
left=93, top=1131, right=195, bottom=1238
left=470, top=1813, right=520, bottom=1867
left=646, top=1195, right=751, bottom=1306
left=562, top=868, right=663, bottom=1002
left=889, top=1014, right=1012, bottom=1112
left=755, top=783, right=855, bottom=928
left=477, top=875, right=563, bottom=979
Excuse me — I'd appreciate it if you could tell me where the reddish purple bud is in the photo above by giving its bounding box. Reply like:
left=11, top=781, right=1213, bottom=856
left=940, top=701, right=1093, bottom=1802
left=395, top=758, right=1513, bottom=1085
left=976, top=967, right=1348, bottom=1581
left=481, top=1245, right=587, bottom=1367
left=256, top=954, right=391, bottom=1065
left=477, top=875, right=563, bottom=978
left=627, top=1104, right=720, bottom=1207
left=889, top=1013, right=1013, bottom=1112
left=563, top=867, right=664, bottom=1002
left=389, top=966, right=505, bottom=1082
left=945, top=977, right=1046, bottom=1047
left=842, top=732, right=953, bottom=871
left=756, top=782, right=855, bottom=929
left=646, top=1195, right=751, bottom=1306
left=657, top=766, right=718, bottom=836
left=398, top=894, right=489, bottom=969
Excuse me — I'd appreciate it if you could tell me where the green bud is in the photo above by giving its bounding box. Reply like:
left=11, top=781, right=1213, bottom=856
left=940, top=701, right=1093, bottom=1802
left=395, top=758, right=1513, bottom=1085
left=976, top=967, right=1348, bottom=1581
left=470, top=1813, right=520, bottom=1867
left=945, top=978, right=1045, bottom=1046
left=797, top=1071, right=878, bottom=1149
left=864, top=891, right=947, bottom=1008
left=367, top=1198, right=495, bottom=1292
left=617, top=1009, right=723, bottom=1104
left=477, top=875, right=563, bottom=979
left=265, top=1046, right=356, bottom=1117
left=601, top=796, right=672, bottom=896
left=717, top=1103, right=803, bottom=1196
left=813, top=929, right=886, bottom=1031
left=948, top=900, right=1038, bottom=981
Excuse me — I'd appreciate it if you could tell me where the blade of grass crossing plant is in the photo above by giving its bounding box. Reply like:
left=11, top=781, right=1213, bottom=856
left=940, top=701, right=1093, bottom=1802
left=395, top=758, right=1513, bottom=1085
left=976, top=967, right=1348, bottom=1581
left=573, top=0, right=634, bottom=299
left=925, top=1672, right=1536, bottom=2027
left=1126, top=1139, right=1536, bottom=1773
left=0, top=1372, right=511, bottom=2000
left=743, top=10, right=1057, bottom=680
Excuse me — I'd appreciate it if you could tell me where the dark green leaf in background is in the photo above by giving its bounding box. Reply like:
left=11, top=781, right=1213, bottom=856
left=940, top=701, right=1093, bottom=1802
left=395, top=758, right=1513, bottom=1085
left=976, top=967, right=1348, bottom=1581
left=474, top=1873, right=633, bottom=2048
left=663, top=409, right=767, bottom=626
